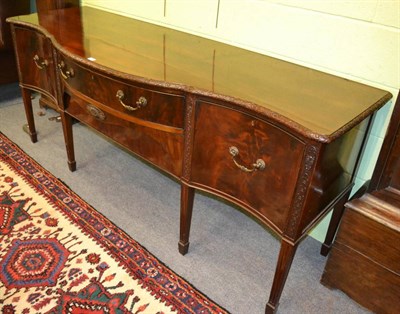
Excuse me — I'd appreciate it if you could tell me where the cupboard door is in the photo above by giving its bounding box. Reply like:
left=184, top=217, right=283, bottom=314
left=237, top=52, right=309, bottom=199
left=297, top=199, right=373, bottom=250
left=14, top=27, right=56, bottom=100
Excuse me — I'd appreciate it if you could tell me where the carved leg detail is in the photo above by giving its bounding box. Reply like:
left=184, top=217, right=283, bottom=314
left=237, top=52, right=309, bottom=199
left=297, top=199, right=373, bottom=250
left=265, top=240, right=298, bottom=314
left=60, top=111, right=76, bottom=172
left=21, top=88, right=37, bottom=143
left=179, top=184, right=195, bottom=255
left=320, top=189, right=351, bottom=256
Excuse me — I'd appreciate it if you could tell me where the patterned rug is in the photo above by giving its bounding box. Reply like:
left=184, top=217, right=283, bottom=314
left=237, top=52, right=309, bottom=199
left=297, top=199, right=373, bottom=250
left=0, top=132, right=228, bottom=314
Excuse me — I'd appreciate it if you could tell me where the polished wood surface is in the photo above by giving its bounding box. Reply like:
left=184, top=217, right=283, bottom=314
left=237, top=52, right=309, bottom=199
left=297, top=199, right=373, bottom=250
left=8, top=6, right=392, bottom=313
left=9, top=6, right=390, bottom=139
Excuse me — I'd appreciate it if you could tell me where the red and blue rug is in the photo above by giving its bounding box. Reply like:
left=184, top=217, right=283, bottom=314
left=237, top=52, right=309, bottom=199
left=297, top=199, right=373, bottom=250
left=0, top=132, right=228, bottom=314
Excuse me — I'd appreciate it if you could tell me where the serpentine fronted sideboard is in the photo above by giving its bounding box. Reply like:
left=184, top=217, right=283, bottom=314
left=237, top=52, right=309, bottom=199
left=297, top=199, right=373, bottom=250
left=8, top=6, right=392, bottom=313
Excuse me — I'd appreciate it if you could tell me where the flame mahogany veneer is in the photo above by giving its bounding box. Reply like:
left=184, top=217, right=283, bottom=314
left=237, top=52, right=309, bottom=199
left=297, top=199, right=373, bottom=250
left=8, top=6, right=392, bottom=313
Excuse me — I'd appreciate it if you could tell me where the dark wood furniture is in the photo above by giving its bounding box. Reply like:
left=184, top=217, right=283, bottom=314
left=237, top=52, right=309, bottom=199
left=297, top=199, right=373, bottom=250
left=321, top=92, right=400, bottom=314
left=33, top=0, right=81, bottom=110
left=0, top=0, right=30, bottom=84
left=8, top=6, right=392, bottom=313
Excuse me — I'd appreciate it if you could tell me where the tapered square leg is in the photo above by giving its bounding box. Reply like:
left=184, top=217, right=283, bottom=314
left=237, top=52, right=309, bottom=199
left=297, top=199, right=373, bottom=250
left=266, top=240, right=298, bottom=313
left=179, top=184, right=195, bottom=255
left=60, top=111, right=76, bottom=172
left=320, top=189, right=351, bottom=256
left=21, top=88, right=37, bottom=143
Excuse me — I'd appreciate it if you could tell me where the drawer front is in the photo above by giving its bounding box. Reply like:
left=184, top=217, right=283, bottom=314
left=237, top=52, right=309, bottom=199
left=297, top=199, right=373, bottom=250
left=190, top=101, right=305, bottom=232
left=321, top=243, right=400, bottom=314
left=14, top=27, right=56, bottom=98
left=336, top=207, right=400, bottom=273
left=58, top=54, right=184, bottom=128
left=66, top=96, right=183, bottom=177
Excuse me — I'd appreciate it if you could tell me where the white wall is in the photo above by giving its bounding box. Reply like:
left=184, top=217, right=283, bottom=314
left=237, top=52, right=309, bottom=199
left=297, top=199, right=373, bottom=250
left=82, top=0, right=400, bottom=241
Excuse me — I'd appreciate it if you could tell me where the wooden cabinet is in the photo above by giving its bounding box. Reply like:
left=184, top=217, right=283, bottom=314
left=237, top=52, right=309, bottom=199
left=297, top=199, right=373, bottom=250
left=8, top=6, right=392, bottom=313
left=321, top=92, right=400, bottom=314
left=321, top=195, right=400, bottom=314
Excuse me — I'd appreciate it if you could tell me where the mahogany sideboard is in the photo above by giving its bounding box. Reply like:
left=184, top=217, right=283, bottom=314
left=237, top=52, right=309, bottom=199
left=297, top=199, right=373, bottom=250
left=8, top=6, right=392, bottom=313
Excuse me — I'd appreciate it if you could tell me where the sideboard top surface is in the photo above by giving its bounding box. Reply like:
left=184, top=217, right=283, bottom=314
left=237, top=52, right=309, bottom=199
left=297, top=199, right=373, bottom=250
left=8, top=6, right=391, bottom=140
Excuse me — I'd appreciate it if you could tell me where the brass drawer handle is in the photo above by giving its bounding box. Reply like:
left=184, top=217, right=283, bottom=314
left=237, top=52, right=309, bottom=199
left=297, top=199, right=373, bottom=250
left=116, top=90, right=147, bottom=111
left=86, top=104, right=106, bottom=121
left=229, top=146, right=266, bottom=173
left=33, top=54, right=48, bottom=70
left=58, top=61, right=75, bottom=80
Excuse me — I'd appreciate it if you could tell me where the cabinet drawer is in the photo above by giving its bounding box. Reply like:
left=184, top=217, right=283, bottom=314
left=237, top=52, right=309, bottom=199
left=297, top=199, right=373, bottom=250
left=190, top=101, right=305, bottom=231
left=13, top=27, right=56, bottom=99
left=321, top=242, right=400, bottom=314
left=66, top=96, right=183, bottom=177
left=336, top=203, right=400, bottom=273
left=58, top=54, right=184, bottom=128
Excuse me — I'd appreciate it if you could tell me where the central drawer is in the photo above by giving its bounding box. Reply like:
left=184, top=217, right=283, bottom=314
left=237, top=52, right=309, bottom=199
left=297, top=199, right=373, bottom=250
left=58, top=54, right=185, bottom=128
left=190, top=101, right=305, bottom=232
left=65, top=95, right=184, bottom=177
